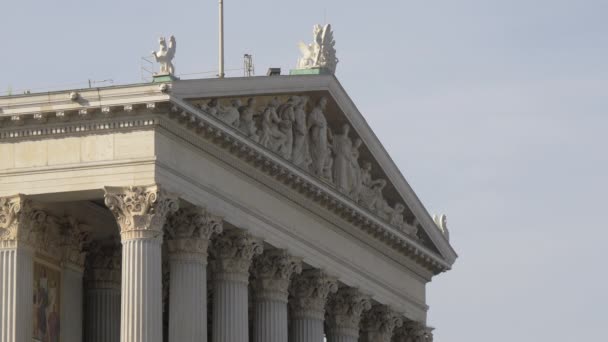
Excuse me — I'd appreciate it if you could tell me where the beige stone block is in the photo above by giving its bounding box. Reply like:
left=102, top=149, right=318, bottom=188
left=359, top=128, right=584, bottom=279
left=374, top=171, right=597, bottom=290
left=47, top=137, right=81, bottom=165
left=0, top=143, right=15, bottom=170
left=81, top=135, right=114, bottom=162
left=114, top=130, right=155, bottom=159
left=14, top=141, right=47, bottom=168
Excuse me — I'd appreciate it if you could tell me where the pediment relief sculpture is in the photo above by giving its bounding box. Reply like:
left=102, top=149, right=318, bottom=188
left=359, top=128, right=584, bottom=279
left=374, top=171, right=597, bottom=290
left=192, top=95, right=419, bottom=239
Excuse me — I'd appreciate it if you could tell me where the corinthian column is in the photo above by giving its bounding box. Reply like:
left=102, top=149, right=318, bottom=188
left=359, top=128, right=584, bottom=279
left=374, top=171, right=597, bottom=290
left=392, top=321, right=434, bottom=342
left=325, top=288, right=371, bottom=342
left=360, top=305, right=403, bottom=342
left=166, top=207, right=223, bottom=342
left=84, top=241, right=122, bottom=342
left=60, top=217, right=90, bottom=342
left=210, top=229, right=263, bottom=342
left=104, top=185, right=179, bottom=342
left=251, top=249, right=302, bottom=342
left=0, top=195, right=38, bottom=342
left=288, top=269, right=338, bottom=342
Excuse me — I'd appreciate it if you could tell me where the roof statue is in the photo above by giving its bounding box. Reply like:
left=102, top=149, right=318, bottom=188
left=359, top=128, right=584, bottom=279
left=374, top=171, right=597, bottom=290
left=297, top=24, right=338, bottom=74
left=152, top=35, right=176, bottom=75
left=433, top=214, right=450, bottom=241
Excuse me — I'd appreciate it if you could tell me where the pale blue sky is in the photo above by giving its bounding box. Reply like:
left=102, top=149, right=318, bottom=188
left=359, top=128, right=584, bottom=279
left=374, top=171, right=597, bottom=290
left=3, top=1, right=608, bottom=341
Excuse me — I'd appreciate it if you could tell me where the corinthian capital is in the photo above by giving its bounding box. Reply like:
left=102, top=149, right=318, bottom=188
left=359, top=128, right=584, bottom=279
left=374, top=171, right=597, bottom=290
left=393, top=321, right=434, bottom=342
left=210, top=229, right=263, bottom=281
left=85, top=240, right=122, bottom=289
left=251, top=249, right=302, bottom=301
left=326, top=288, right=372, bottom=337
left=165, top=207, right=223, bottom=262
left=289, top=269, right=338, bottom=320
left=61, top=217, right=91, bottom=269
left=360, top=305, right=403, bottom=342
left=104, top=185, right=179, bottom=241
left=0, top=195, right=39, bottom=248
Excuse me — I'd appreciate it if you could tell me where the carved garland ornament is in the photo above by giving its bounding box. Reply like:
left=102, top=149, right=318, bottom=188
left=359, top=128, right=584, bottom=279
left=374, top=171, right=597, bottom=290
left=289, top=269, right=338, bottom=320
left=104, top=185, right=179, bottom=241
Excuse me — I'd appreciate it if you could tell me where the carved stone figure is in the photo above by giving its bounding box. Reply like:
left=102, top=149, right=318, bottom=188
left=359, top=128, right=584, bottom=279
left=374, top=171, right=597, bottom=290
left=259, top=99, right=286, bottom=152
left=358, top=163, right=386, bottom=211
left=331, top=124, right=354, bottom=194
left=350, top=138, right=363, bottom=199
left=308, top=97, right=329, bottom=177
left=292, top=96, right=311, bottom=170
left=277, top=97, right=297, bottom=159
left=297, top=24, right=339, bottom=74
left=433, top=214, right=449, bottom=241
left=199, top=98, right=219, bottom=117
left=152, top=36, right=176, bottom=75
left=217, top=99, right=241, bottom=128
left=390, top=203, right=416, bottom=236
left=238, top=98, right=260, bottom=142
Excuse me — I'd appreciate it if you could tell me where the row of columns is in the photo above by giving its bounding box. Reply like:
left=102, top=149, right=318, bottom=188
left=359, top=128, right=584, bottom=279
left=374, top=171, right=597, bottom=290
left=0, top=195, right=89, bottom=342
left=0, top=186, right=433, bottom=342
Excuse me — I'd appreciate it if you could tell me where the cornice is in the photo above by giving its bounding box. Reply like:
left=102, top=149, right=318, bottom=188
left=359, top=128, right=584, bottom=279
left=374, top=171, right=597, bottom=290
left=0, top=79, right=453, bottom=274
left=167, top=97, right=450, bottom=274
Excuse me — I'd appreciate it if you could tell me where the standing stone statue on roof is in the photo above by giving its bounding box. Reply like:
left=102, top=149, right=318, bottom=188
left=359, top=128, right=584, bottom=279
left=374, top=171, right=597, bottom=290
left=296, top=24, right=338, bottom=74
left=152, top=36, right=176, bottom=75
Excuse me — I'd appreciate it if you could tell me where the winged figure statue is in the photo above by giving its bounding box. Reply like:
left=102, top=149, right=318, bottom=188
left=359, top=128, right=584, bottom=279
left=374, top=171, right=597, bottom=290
left=296, top=24, right=338, bottom=74
left=152, top=35, right=176, bottom=75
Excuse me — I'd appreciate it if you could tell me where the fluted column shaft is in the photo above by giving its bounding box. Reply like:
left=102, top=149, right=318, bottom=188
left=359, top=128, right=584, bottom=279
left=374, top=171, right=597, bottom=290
left=212, top=273, right=249, bottom=342
left=289, top=318, right=324, bottom=342
left=254, top=299, right=288, bottom=341
left=0, top=195, right=36, bottom=342
left=0, top=247, right=34, bottom=342
left=167, top=207, right=222, bottom=342
left=85, top=242, right=121, bottom=342
left=324, top=334, right=356, bottom=342
left=104, top=185, right=179, bottom=342
left=251, top=249, right=302, bottom=342
left=325, top=288, right=371, bottom=342
left=60, top=264, right=84, bottom=342
left=210, top=229, right=263, bottom=342
left=121, top=238, right=163, bottom=341
left=85, top=287, right=121, bottom=342
left=288, top=269, right=338, bottom=342
left=169, top=258, right=207, bottom=341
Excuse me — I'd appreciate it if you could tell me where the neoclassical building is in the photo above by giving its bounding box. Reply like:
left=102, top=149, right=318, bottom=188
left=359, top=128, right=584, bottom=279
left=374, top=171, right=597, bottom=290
left=0, top=74, right=456, bottom=342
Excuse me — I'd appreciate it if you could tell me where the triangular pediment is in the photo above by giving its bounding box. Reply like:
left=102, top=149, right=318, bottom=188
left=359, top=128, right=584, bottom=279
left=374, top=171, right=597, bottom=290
left=171, top=75, right=457, bottom=267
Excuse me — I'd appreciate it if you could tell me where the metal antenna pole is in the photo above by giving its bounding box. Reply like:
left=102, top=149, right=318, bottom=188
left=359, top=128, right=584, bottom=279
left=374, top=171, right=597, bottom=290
left=219, top=0, right=225, bottom=78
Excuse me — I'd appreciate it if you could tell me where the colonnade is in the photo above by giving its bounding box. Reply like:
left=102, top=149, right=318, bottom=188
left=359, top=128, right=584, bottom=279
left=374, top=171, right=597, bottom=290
left=0, top=186, right=433, bottom=342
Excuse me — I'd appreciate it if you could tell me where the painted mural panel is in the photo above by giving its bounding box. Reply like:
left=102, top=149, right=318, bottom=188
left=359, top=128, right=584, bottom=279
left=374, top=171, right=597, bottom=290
left=33, top=261, right=61, bottom=342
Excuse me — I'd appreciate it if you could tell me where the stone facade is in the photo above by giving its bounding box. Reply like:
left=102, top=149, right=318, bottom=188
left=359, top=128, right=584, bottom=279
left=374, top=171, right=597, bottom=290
left=0, top=75, right=456, bottom=341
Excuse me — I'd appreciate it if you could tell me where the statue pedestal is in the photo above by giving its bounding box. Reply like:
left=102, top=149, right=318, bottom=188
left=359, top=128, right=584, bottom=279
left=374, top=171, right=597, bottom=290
left=289, top=68, right=333, bottom=76
left=153, top=74, right=179, bottom=83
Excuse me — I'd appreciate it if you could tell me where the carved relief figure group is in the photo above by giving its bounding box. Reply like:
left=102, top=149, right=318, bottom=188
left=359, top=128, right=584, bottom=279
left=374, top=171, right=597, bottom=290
left=197, top=96, right=417, bottom=237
